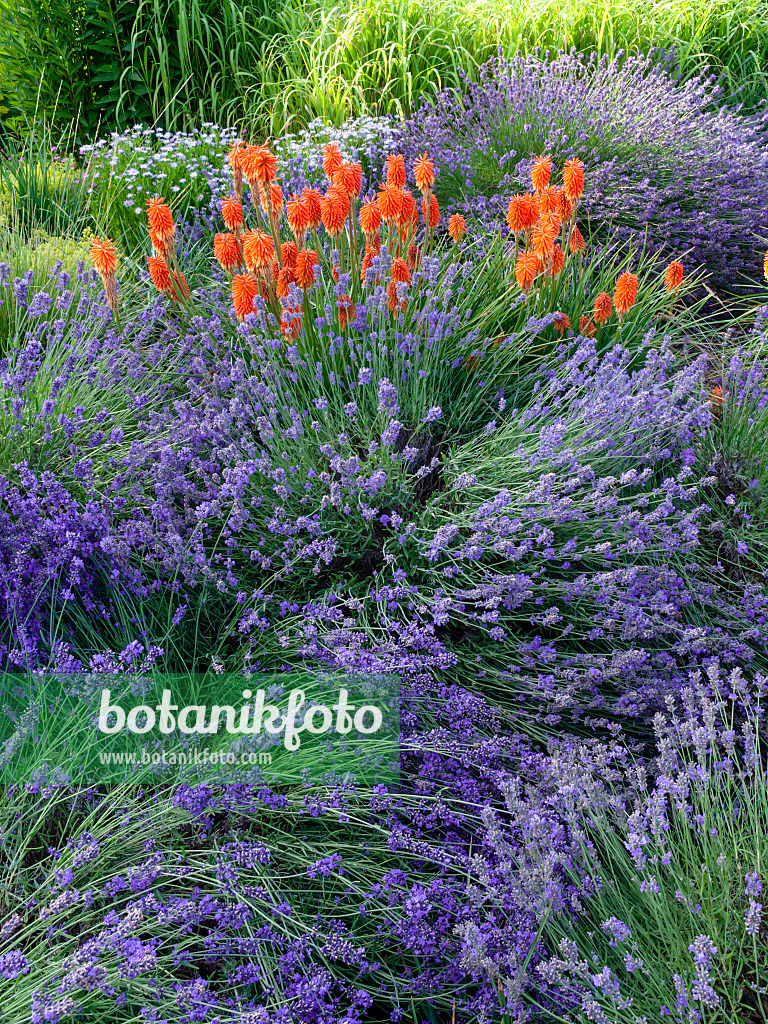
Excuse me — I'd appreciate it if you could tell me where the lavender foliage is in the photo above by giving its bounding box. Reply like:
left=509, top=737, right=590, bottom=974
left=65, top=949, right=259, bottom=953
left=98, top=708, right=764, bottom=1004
left=398, top=50, right=768, bottom=290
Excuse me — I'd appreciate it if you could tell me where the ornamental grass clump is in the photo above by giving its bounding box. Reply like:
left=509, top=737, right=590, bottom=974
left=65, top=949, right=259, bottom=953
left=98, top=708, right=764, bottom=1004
left=398, top=50, right=768, bottom=291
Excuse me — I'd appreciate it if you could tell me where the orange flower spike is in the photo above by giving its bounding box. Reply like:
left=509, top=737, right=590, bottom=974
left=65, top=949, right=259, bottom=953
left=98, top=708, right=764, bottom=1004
left=386, top=154, right=406, bottom=189
left=613, top=271, right=639, bottom=318
left=378, top=183, right=403, bottom=225
left=563, top=158, right=585, bottom=202
left=711, top=385, right=724, bottom=408
left=243, top=230, right=275, bottom=271
left=593, top=291, right=613, bottom=325
left=360, top=247, right=372, bottom=279
left=764, top=248, right=768, bottom=282
left=252, top=145, right=277, bottom=184
left=531, top=222, right=556, bottom=260
left=267, top=183, right=284, bottom=214
left=448, top=213, right=466, bottom=242
left=90, top=237, right=119, bottom=313
left=332, top=162, right=361, bottom=198
left=556, top=188, right=573, bottom=222
left=231, top=273, right=258, bottom=320
left=214, top=233, right=240, bottom=272
left=295, top=249, right=319, bottom=291
left=323, top=143, right=343, bottom=181
left=148, top=254, right=173, bottom=297
left=665, top=260, right=684, bottom=292
left=398, top=189, right=417, bottom=233
left=320, top=187, right=348, bottom=237
left=286, top=194, right=310, bottom=242
left=506, top=196, right=526, bottom=235
left=359, top=198, right=382, bottom=242
left=531, top=155, right=553, bottom=193
left=413, top=152, right=435, bottom=194
left=424, top=193, right=440, bottom=230
left=276, top=265, right=296, bottom=299
left=391, top=257, right=412, bottom=285
left=351, top=163, right=363, bottom=198
left=221, top=196, right=244, bottom=232
left=579, top=315, right=597, bottom=338
left=553, top=312, right=571, bottom=334
left=540, top=210, right=561, bottom=236
left=515, top=250, right=539, bottom=294
left=90, top=236, right=117, bottom=276
left=521, top=193, right=540, bottom=231
left=146, top=197, right=174, bottom=244
left=281, top=241, right=298, bottom=270
left=551, top=244, right=565, bottom=277
left=302, top=188, right=323, bottom=232
left=406, top=243, right=419, bottom=271
left=539, top=186, right=558, bottom=214
left=569, top=224, right=585, bottom=254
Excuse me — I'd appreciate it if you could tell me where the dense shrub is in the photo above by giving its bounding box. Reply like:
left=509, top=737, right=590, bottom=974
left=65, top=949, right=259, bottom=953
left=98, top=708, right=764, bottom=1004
left=398, top=50, right=768, bottom=291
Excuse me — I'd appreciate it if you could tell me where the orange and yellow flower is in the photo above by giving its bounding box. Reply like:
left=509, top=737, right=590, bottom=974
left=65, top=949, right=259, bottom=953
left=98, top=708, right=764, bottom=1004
left=551, top=244, right=565, bottom=276
left=413, top=152, right=435, bottom=194
left=448, top=213, right=466, bottom=242
left=241, top=145, right=277, bottom=185
left=148, top=255, right=173, bottom=297
left=90, top=237, right=118, bottom=313
left=614, top=271, right=639, bottom=318
left=423, top=193, right=440, bottom=230
left=520, top=193, right=540, bottom=231
left=302, top=188, right=323, bottom=232
left=332, top=161, right=361, bottom=198
left=378, top=183, right=403, bottom=225
left=338, top=295, right=356, bottom=330
left=531, top=155, right=552, bottom=193
left=281, top=241, right=298, bottom=270
left=320, top=186, right=349, bottom=237
left=232, top=273, right=258, bottom=320
left=146, top=197, right=174, bottom=245
left=286, top=194, right=310, bottom=243
left=323, top=143, right=343, bottom=181
left=539, top=186, right=558, bottom=214
left=243, top=230, right=275, bottom=272
left=221, top=196, right=243, bottom=232
left=281, top=305, right=303, bottom=341
left=506, top=196, right=527, bottom=235
left=214, top=232, right=241, bottom=272
left=555, top=188, right=573, bottom=221
left=563, top=158, right=585, bottom=202
left=593, top=292, right=612, bottom=324
left=665, top=260, right=684, bottom=291
left=515, top=250, right=539, bottom=294
left=391, top=257, right=412, bottom=285
left=295, top=249, right=319, bottom=290
left=386, top=154, right=406, bottom=189
left=276, top=265, right=296, bottom=299
left=359, top=198, right=381, bottom=242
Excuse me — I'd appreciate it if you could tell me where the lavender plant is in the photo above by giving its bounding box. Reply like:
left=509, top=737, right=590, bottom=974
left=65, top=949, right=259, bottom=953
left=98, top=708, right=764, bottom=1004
left=398, top=50, right=768, bottom=292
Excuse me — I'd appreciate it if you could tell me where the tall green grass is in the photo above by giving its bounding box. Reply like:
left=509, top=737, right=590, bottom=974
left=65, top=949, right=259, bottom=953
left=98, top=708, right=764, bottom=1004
left=247, top=0, right=768, bottom=135
left=2, top=0, right=767, bottom=139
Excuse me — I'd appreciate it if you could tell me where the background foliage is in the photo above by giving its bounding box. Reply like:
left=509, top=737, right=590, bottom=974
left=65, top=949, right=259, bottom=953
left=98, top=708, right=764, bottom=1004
left=1, top=0, right=768, bottom=140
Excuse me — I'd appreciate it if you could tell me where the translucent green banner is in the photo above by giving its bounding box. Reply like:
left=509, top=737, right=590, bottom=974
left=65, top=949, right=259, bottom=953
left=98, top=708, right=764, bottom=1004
left=0, top=671, right=401, bottom=788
